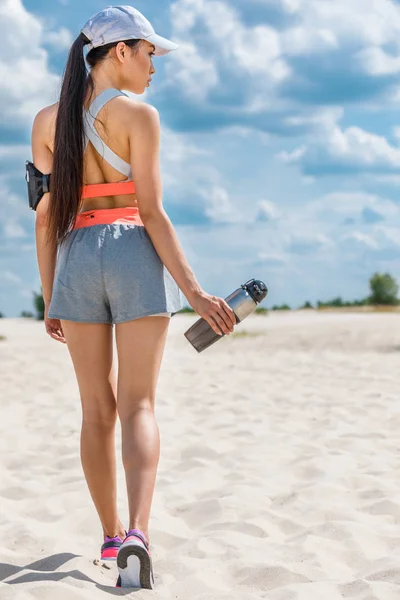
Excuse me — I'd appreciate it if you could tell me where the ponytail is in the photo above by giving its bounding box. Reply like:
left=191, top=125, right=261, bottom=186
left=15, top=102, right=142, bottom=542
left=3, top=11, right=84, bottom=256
left=47, top=33, right=92, bottom=246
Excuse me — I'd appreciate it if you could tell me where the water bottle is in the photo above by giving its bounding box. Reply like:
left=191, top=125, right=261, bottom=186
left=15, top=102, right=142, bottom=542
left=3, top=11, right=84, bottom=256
left=184, top=278, right=268, bottom=353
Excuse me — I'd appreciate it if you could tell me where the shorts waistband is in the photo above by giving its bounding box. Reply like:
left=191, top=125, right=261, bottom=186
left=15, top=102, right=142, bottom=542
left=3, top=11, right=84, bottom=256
left=73, top=206, right=144, bottom=230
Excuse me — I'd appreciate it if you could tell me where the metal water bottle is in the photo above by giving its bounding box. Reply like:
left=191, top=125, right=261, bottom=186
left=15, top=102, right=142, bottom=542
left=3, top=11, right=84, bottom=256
left=184, top=278, right=268, bottom=353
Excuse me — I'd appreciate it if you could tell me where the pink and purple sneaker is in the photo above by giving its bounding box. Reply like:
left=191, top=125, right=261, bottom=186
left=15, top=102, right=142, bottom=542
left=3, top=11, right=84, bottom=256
left=101, top=532, right=126, bottom=561
left=116, top=528, right=154, bottom=589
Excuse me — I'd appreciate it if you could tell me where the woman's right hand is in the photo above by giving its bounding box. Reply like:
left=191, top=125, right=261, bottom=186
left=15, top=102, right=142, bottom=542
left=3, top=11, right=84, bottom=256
left=189, top=290, right=237, bottom=336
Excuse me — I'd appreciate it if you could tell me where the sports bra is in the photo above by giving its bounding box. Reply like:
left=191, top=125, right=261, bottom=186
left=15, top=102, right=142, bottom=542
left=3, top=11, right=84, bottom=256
left=81, top=87, right=135, bottom=199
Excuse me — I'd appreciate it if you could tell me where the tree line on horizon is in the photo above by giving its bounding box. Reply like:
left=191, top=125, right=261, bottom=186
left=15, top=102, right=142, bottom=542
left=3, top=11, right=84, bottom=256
left=0, top=272, right=398, bottom=320
left=270, top=272, right=399, bottom=311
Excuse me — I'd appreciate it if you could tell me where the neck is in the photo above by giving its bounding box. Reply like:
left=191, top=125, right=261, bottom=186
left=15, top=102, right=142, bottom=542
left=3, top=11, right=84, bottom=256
left=85, top=68, right=122, bottom=107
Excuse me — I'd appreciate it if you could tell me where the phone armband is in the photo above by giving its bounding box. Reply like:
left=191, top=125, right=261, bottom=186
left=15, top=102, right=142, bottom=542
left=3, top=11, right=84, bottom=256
left=25, top=160, right=51, bottom=211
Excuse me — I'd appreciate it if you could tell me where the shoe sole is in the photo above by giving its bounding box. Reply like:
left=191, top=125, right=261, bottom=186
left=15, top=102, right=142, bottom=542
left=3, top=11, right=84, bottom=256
left=117, top=539, right=154, bottom=589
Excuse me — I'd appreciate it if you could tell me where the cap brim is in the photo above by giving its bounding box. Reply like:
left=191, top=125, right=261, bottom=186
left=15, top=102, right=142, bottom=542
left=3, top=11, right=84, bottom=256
left=144, top=33, right=179, bottom=56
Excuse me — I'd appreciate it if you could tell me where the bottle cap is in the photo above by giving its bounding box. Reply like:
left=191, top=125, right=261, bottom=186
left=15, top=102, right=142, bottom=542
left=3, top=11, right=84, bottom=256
left=242, top=279, right=268, bottom=304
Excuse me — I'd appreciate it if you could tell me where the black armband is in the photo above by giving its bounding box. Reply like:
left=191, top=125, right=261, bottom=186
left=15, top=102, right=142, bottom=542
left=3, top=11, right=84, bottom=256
left=25, top=160, right=51, bottom=211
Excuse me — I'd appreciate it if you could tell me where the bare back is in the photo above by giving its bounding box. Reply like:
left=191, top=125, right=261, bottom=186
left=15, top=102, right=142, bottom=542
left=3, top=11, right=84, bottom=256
left=34, top=93, right=150, bottom=213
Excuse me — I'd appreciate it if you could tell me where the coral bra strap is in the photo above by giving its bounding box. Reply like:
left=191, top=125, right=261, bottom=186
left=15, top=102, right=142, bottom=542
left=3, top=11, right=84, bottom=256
left=81, top=180, right=136, bottom=199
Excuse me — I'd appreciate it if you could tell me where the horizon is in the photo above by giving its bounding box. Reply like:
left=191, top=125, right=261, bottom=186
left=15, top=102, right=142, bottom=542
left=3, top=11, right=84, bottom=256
left=1, top=270, right=398, bottom=318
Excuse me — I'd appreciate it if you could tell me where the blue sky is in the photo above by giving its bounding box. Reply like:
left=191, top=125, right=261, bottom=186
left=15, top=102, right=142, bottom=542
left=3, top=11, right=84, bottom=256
left=2, top=0, right=400, bottom=317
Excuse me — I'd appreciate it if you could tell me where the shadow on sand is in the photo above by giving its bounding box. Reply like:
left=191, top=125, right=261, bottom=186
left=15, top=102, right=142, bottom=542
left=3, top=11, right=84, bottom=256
left=0, top=553, right=140, bottom=594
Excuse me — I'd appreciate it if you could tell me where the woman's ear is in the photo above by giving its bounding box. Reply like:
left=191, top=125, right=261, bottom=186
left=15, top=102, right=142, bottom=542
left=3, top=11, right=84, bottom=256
left=115, top=41, right=126, bottom=61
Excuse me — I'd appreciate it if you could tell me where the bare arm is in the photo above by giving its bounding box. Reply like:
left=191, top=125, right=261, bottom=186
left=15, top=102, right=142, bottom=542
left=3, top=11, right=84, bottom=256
left=129, top=104, right=202, bottom=301
left=31, top=107, right=66, bottom=343
left=31, top=107, right=57, bottom=307
left=129, top=104, right=236, bottom=335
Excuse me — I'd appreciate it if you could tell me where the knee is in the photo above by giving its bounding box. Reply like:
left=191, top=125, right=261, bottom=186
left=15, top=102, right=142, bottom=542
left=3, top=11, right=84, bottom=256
left=81, top=395, right=118, bottom=427
left=117, top=396, right=154, bottom=425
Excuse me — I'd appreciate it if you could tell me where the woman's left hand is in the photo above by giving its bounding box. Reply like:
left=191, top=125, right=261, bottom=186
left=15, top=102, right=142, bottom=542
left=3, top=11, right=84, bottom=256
left=44, top=306, right=66, bottom=343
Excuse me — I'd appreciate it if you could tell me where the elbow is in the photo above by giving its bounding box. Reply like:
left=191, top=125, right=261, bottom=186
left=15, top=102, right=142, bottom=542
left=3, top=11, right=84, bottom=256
left=35, top=206, right=52, bottom=230
left=139, top=207, right=167, bottom=224
left=35, top=212, right=49, bottom=228
left=34, top=193, right=51, bottom=227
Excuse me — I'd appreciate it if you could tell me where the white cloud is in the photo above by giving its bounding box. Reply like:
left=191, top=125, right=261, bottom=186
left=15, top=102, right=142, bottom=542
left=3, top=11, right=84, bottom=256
left=2, top=270, right=23, bottom=284
left=311, top=191, right=399, bottom=219
left=168, top=0, right=290, bottom=103
left=277, top=145, right=307, bottom=164
left=289, top=231, right=334, bottom=251
left=183, top=188, right=400, bottom=282
left=0, top=0, right=60, bottom=127
left=201, top=186, right=236, bottom=223
left=170, top=0, right=400, bottom=85
left=176, top=0, right=285, bottom=77
left=357, top=46, right=400, bottom=76
left=277, top=126, right=400, bottom=174
left=245, top=190, right=400, bottom=266
left=44, top=27, right=73, bottom=52
left=163, top=40, right=219, bottom=101
left=257, top=251, right=287, bottom=262
left=164, top=0, right=400, bottom=141
left=393, top=126, right=400, bottom=142
left=341, top=231, right=379, bottom=249
left=0, top=145, right=31, bottom=160
left=1, top=180, right=31, bottom=239
left=327, top=126, right=400, bottom=166
left=3, top=221, right=27, bottom=239
left=292, top=0, right=400, bottom=48
left=173, top=186, right=400, bottom=310
left=283, top=107, right=344, bottom=129
left=374, top=225, right=400, bottom=249
left=281, top=0, right=302, bottom=12
left=287, top=191, right=400, bottom=257
left=281, top=25, right=339, bottom=56
left=255, top=200, right=282, bottom=222
left=157, top=126, right=280, bottom=226
left=158, top=125, right=216, bottom=194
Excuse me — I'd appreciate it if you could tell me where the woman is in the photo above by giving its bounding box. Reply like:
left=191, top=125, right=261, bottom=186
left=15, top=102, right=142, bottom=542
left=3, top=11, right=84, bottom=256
left=31, top=5, right=236, bottom=590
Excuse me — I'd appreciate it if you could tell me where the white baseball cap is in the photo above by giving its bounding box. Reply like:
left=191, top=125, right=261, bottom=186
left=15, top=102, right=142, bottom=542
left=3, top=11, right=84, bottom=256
left=81, top=5, right=179, bottom=56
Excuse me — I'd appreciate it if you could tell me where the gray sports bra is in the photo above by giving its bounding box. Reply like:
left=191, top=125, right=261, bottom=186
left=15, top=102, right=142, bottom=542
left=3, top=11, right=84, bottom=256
left=83, top=88, right=133, bottom=180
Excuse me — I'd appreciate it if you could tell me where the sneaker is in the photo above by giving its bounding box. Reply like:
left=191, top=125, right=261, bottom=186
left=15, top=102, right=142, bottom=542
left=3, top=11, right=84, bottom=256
left=116, top=528, right=154, bottom=589
left=101, top=532, right=126, bottom=561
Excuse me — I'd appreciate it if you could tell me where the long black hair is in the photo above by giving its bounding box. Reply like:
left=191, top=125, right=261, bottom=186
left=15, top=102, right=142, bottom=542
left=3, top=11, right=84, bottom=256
left=47, top=33, right=141, bottom=246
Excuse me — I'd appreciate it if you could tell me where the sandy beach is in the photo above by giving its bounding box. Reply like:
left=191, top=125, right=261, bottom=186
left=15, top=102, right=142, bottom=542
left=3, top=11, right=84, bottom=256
left=1, top=310, right=400, bottom=599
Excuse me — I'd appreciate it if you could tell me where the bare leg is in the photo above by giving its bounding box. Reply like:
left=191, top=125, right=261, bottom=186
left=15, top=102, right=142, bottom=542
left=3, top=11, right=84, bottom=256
left=115, top=315, right=170, bottom=547
left=61, top=320, right=126, bottom=541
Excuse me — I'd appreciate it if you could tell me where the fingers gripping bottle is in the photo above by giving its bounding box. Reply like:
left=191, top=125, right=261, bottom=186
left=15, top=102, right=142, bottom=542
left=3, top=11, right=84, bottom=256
left=184, top=278, right=268, bottom=353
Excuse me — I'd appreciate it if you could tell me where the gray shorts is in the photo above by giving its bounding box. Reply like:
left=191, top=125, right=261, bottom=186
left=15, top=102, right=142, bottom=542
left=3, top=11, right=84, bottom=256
left=48, top=218, right=184, bottom=325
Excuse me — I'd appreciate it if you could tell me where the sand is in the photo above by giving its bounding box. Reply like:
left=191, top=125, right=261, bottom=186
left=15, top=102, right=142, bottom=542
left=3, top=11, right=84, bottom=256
left=1, top=310, right=400, bottom=599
